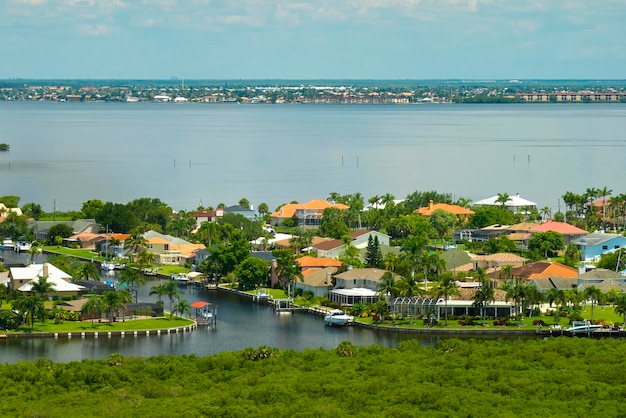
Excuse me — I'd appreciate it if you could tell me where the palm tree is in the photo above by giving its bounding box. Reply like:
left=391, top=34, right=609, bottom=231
left=13, top=296, right=42, bottom=329
left=495, top=192, right=510, bottom=208
left=613, top=294, right=626, bottom=326
left=174, top=299, right=192, bottom=318
left=159, top=280, right=181, bottom=320
left=118, top=268, right=147, bottom=303
left=546, top=288, right=566, bottom=325
left=136, top=250, right=158, bottom=268
left=103, top=291, right=128, bottom=324
left=81, top=295, right=106, bottom=327
left=76, top=262, right=100, bottom=281
left=30, top=275, right=56, bottom=300
left=597, top=186, right=612, bottom=227
left=275, top=251, right=304, bottom=298
left=124, top=234, right=148, bottom=264
left=584, top=286, right=603, bottom=323
left=506, top=284, right=526, bottom=324
left=377, top=271, right=399, bottom=300
left=435, top=273, right=459, bottom=325
left=149, top=284, right=166, bottom=306
left=539, top=206, right=551, bottom=222
left=473, top=283, right=495, bottom=325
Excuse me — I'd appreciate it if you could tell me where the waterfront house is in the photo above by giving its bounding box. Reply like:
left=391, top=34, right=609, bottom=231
left=142, top=231, right=205, bottom=265
left=508, top=261, right=578, bottom=281
left=29, top=219, right=100, bottom=243
left=270, top=199, right=349, bottom=227
left=571, top=231, right=626, bottom=262
left=329, top=268, right=402, bottom=306
left=190, top=209, right=218, bottom=232
left=9, top=263, right=85, bottom=299
left=474, top=193, right=537, bottom=214
left=223, top=205, right=258, bottom=220
left=416, top=200, right=474, bottom=222
left=296, top=256, right=343, bottom=272
left=529, top=221, right=588, bottom=245
left=295, top=267, right=337, bottom=298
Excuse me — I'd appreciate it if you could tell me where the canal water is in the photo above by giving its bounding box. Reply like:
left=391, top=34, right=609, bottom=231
left=1, top=250, right=432, bottom=363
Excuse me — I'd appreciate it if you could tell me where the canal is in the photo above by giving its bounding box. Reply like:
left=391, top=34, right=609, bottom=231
left=1, top=250, right=433, bottom=363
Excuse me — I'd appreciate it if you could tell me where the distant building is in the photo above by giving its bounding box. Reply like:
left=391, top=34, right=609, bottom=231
left=572, top=231, right=626, bottom=262
left=474, top=193, right=537, bottom=214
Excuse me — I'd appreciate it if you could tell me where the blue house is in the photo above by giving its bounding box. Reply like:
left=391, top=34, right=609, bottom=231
left=572, top=232, right=626, bottom=261
left=222, top=205, right=258, bottom=220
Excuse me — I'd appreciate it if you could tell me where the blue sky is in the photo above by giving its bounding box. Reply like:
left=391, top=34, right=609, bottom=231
left=2, top=0, right=625, bottom=80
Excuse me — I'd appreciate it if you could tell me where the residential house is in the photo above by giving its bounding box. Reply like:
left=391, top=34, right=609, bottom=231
left=0, top=203, right=23, bottom=221
left=223, top=205, right=257, bottom=220
left=312, top=239, right=345, bottom=259
left=296, top=256, right=343, bottom=272
left=329, top=268, right=402, bottom=305
left=295, top=267, right=337, bottom=298
left=29, top=219, right=100, bottom=242
left=508, top=261, right=578, bottom=281
left=416, top=200, right=474, bottom=222
left=454, top=224, right=511, bottom=243
left=9, top=263, right=85, bottom=299
left=572, top=231, right=626, bottom=261
left=269, top=199, right=349, bottom=227
left=347, top=230, right=391, bottom=248
left=529, top=221, right=588, bottom=245
left=190, top=209, right=217, bottom=232
left=474, top=193, right=537, bottom=214
left=142, top=231, right=205, bottom=265
left=527, top=277, right=579, bottom=293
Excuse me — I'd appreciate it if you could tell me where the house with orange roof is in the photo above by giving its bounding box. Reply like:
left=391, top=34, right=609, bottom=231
left=270, top=199, right=349, bottom=227
left=506, top=261, right=578, bottom=281
left=529, top=221, right=588, bottom=244
left=416, top=200, right=474, bottom=221
left=296, top=256, right=343, bottom=272
left=142, top=231, right=205, bottom=265
left=295, top=267, right=337, bottom=298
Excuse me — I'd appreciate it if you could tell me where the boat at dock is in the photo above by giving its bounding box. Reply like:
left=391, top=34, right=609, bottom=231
left=566, top=320, right=602, bottom=336
left=14, top=241, right=32, bottom=252
left=1, top=239, right=15, bottom=250
left=324, top=309, right=354, bottom=326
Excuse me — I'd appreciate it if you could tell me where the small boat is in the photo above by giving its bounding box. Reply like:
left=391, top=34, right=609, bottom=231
left=142, top=268, right=158, bottom=276
left=324, top=309, right=354, bottom=326
left=566, top=320, right=602, bottom=335
left=172, top=273, right=190, bottom=285
left=101, top=261, right=116, bottom=271
left=0, top=239, right=15, bottom=250
left=14, top=241, right=32, bottom=252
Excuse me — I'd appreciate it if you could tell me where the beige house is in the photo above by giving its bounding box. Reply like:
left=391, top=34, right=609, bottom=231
left=143, top=231, right=205, bottom=266
left=10, top=263, right=84, bottom=299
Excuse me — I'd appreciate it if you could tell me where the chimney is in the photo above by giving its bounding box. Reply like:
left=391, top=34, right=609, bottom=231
left=43, top=263, right=49, bottom=278
left=429, top=200, right=434, bottom=210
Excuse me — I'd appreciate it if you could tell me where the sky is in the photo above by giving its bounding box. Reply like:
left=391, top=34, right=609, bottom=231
left=2, top=0, right=626, bottom=80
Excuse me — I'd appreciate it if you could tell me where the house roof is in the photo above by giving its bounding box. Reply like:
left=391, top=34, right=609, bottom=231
left=439, top=249, right=473, bottom=270
left=57, top=298, right=89, bottom=311
left=572, top=231, right=623, bottom=247
left=474, top=193, right=537, bottom=207
left=335, top=268, right=401, bottom=282
left=270, top=199, right=349, bottom=219
left=191, top=210, right=216, bottom=218
left=578, top=268, right=625, bottom=280
left=510, top=261, right=578, bottom=280
left=416, top=200, right=475, bottom=217
left=313, top=239, right=344, bottom=251
left=578, top=279, right=626, bottom=294
left=224, top=205, right=255, bottom=213
left=13, top=263, right=84, bottom=293
left=529, top=277, right=578, bottom=292
left=301, top=267, right=338, bottom=287
left=471, top=253, right=528, bottom=264
left=508, top=222, right=540, bottom=232
left=297, top=256, right=343, bottom=268
left=530, top=221, right=588, bottom=235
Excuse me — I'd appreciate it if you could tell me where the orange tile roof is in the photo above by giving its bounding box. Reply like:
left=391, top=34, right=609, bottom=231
left=530, top=221, right=587, bottom=235
left=297, top=256, right=343, bottom=268
left=416, top=201, right=474, bottom=217
left=510, top=261, right=578, bottom=280
left=147, top=237, right=169, bottom=244
left=270, top=199, right=350, bottom=219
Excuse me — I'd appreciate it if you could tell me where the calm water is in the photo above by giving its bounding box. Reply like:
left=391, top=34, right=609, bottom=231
left=1, top=102, right=625, bottom=212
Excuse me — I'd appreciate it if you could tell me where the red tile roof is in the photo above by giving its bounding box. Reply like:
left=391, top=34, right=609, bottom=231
left=297, top=256, right=343, bottom=268
left=530, top=221, right=587, bottom=235
left=270, top=199, right=349, bottom=219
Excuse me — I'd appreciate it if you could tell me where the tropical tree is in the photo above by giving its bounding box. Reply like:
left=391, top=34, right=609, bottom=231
left=124, top=234, right=148, bottom=264
left=174, top=299, right=192, bottom=318
left=275, top=250, right=303, bottom=297
left=584, top=286, right=603, bottom=323
left=30, top=275, right=56, bottom=300
left=546, top=288, right=567, bottom=325
left=524, top=285, right=544, bottom=316
left=539, top=206, right=551, bottom=221
left=118, top=268, right=148, bottom=302
left=435, top=273, right=459, bottom=325
left=81, top=295, right=106, bottom=327
left=495, top=192, right=510, bottom=208
left=396, top=274, right=422, bottom=298
left=377, top=271, right=399, bottom=300
left=235, top=257, right=270, bottom=291
left=613, top=294, right=626, bottom=326
left=160, top=280, right=181, bottom=320
left=12, top=296, right=42, bottom=329
left=365, top=235, right=383, bottom=268
left=472, top=283, right=495, bottom=325
left=506, top=284, right=526, bottom=324
left=76, top=262, right=100, bottom=281
left=103, top=291, right=128, bottom=324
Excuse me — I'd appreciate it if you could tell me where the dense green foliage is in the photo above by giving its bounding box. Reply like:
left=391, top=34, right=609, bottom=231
left=0, top=338, right=625, bottom=417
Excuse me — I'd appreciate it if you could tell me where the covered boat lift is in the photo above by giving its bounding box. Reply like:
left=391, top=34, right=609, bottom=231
left=190, top=301, right=217, bottom=327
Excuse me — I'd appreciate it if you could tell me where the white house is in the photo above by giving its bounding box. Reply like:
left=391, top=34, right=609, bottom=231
left=10, top=263, right=85, bottom=298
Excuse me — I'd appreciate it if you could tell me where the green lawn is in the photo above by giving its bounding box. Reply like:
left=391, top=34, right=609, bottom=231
left=43, top=246, right=100, bottom=260
left=244, top=288, right=288, bottom=299
left=15, top=317, right=195, bottom=333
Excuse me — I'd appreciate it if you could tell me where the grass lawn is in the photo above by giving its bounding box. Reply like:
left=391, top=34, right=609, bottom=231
left=244, top=288, right=288, bottom=299
left=43, top=246, right=100, bottom=260
left=15, top=317, right=195, bottom=333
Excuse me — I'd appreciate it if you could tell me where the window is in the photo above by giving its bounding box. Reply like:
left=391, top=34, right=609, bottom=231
left=615, top=245, right=620, bottom=249
left=602, top=245, right=608, bottom=250
left=353, top=279, right=357, bottom=285
left=164, top=244, right=169, bottom=251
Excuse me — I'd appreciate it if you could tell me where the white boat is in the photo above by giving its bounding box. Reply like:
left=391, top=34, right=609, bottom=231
left=0, top=239, right=15, bottom=250
left=101, top=261, right=116, bottom=271
left=566, top=320, right=602, bottom=335
left=324, top=309, right=354, bottom=326
left=14, top=241, right=32, bottom=252
left=172, top=274, right=190, bottom=285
